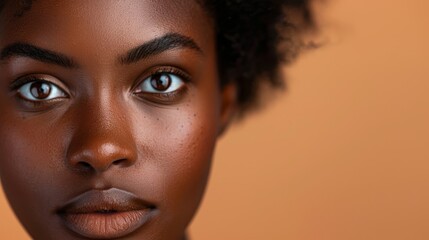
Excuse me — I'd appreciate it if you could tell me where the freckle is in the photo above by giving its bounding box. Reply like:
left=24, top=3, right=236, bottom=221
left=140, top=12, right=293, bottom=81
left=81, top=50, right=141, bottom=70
left=176, top=108, right=179, bottom=111
left=157, top=118, right=159, bottom=121
left=193, top=114, right=196, bottom=117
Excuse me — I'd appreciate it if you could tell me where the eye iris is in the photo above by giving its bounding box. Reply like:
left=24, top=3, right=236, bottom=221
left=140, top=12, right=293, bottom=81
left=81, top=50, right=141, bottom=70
left=30, top=82, right=51, bottom=99
left=150, top=73, right=171, bottom=91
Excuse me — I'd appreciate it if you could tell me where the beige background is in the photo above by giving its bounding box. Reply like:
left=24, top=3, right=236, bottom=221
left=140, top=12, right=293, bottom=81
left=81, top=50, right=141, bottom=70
left=1, top=0, right=429, bottom=239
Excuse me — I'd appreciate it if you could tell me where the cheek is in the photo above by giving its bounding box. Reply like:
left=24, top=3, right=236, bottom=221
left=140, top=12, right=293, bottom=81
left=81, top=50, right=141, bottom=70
left=158, top=111, right=218, bottom=231
left=0, top=123, right=56, bottom=196
left=160, top=107, right=217, bottom=197
left=129, top=94, right=220, bottom=231
left=0, top=121, right=65, bottom=237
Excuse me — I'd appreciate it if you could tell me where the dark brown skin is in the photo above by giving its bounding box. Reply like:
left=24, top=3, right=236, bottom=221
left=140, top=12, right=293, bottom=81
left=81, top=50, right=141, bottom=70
left=0, top=1, right=236, bottom=239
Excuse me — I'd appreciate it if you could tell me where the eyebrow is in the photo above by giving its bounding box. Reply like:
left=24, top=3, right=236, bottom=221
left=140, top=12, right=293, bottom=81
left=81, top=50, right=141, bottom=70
left=0, top=33, right=202, bottom=68
left=120, top=33, right=203, bottom=64
left=0, top=43, right=77, bottom=68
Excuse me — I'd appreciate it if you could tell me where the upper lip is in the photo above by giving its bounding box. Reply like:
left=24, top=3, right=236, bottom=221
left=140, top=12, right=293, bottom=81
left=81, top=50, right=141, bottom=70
left=57, top=188, right=155, bottom=214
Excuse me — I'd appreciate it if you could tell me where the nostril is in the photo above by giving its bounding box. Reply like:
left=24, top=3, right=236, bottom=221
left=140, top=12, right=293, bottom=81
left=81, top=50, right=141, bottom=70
left=67, top=140, right=137, bottom=173
left=76, top=161, right=93, bottom=171
left=112, top=159, right=126, bottom=166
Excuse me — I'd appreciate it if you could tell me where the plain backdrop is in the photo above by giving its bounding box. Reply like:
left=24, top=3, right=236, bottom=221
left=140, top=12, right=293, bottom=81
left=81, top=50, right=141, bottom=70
left=1, top=0, right=429, bottom=239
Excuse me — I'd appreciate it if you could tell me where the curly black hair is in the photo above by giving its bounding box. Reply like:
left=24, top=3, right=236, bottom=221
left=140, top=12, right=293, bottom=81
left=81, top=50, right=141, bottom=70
left=204, top=0, right=316, bottom=117
left=1, top=0, right=316, bottom=118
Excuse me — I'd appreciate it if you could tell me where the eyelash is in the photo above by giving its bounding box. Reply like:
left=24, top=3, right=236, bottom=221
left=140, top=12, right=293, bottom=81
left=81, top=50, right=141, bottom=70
left=9, top=67, right=192, bottom=109
left=132, top=66, right=192, bottom=103
left=10, top=76, right=52, bottom=91
left=140, top=67, right=192, bottom=85
left=9, top=76, right=68, bottom=109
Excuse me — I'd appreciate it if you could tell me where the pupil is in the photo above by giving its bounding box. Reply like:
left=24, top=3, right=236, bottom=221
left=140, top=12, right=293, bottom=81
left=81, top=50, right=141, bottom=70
left=30, top=82, right=51, bottom=99
left=150, top=74, right=171, bottom=91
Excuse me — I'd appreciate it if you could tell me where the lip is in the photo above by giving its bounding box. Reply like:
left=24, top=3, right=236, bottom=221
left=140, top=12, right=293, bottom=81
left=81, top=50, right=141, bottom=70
left=57, top=188, right=156, bottom=239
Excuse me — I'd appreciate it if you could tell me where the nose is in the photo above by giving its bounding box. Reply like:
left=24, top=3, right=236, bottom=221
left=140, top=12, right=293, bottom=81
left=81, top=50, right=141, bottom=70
left=66, top=95, right=137, bottom=174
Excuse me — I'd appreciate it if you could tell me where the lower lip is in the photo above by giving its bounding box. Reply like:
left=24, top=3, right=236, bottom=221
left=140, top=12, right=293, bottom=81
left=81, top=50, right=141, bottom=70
left=60, top=209, right=153, bottom=239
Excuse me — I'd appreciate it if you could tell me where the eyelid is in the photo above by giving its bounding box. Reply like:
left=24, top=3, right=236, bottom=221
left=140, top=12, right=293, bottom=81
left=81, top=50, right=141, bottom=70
left=132, top=66, right=192, bottom=92
left=9, top=75, right=71, bottom=104
left=9, top=74, right=69, bottom=93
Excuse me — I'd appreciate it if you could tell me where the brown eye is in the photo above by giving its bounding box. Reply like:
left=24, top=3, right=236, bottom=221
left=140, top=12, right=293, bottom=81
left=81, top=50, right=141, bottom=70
left=150, top=73, right=172, bottom=91
left=30, top=82, right=51, bottom=99
left=137, top=72, right=185, bottom=94
left=17, top=80, right=67, bottom=101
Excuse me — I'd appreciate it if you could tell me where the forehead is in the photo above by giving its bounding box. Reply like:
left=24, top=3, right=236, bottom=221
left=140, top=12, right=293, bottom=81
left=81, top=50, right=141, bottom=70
left=0, top=0, right=213, bottom=63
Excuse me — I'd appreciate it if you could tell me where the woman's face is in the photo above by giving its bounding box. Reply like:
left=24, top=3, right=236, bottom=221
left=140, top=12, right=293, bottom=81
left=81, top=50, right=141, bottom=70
left=0, top=1, right=233, bottom=239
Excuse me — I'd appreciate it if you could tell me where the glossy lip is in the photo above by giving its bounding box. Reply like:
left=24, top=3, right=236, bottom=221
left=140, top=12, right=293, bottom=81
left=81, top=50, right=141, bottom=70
left=57, top=188, right=156, bottom=239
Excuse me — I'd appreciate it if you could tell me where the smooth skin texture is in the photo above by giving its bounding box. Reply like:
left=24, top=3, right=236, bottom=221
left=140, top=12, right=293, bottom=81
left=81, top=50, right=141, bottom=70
left=0, top=0, right=235, bottom=239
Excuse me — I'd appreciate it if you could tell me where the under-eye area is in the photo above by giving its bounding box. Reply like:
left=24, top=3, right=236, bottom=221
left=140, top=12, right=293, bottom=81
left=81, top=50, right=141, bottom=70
left=9, top=74, right=70, bottom=112
left=132, top=66, right=192, bottom=105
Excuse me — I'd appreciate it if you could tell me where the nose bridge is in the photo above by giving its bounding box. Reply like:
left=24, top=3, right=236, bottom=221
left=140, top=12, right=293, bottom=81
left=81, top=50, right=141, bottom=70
left=66, top=87, right=137, bottom=174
